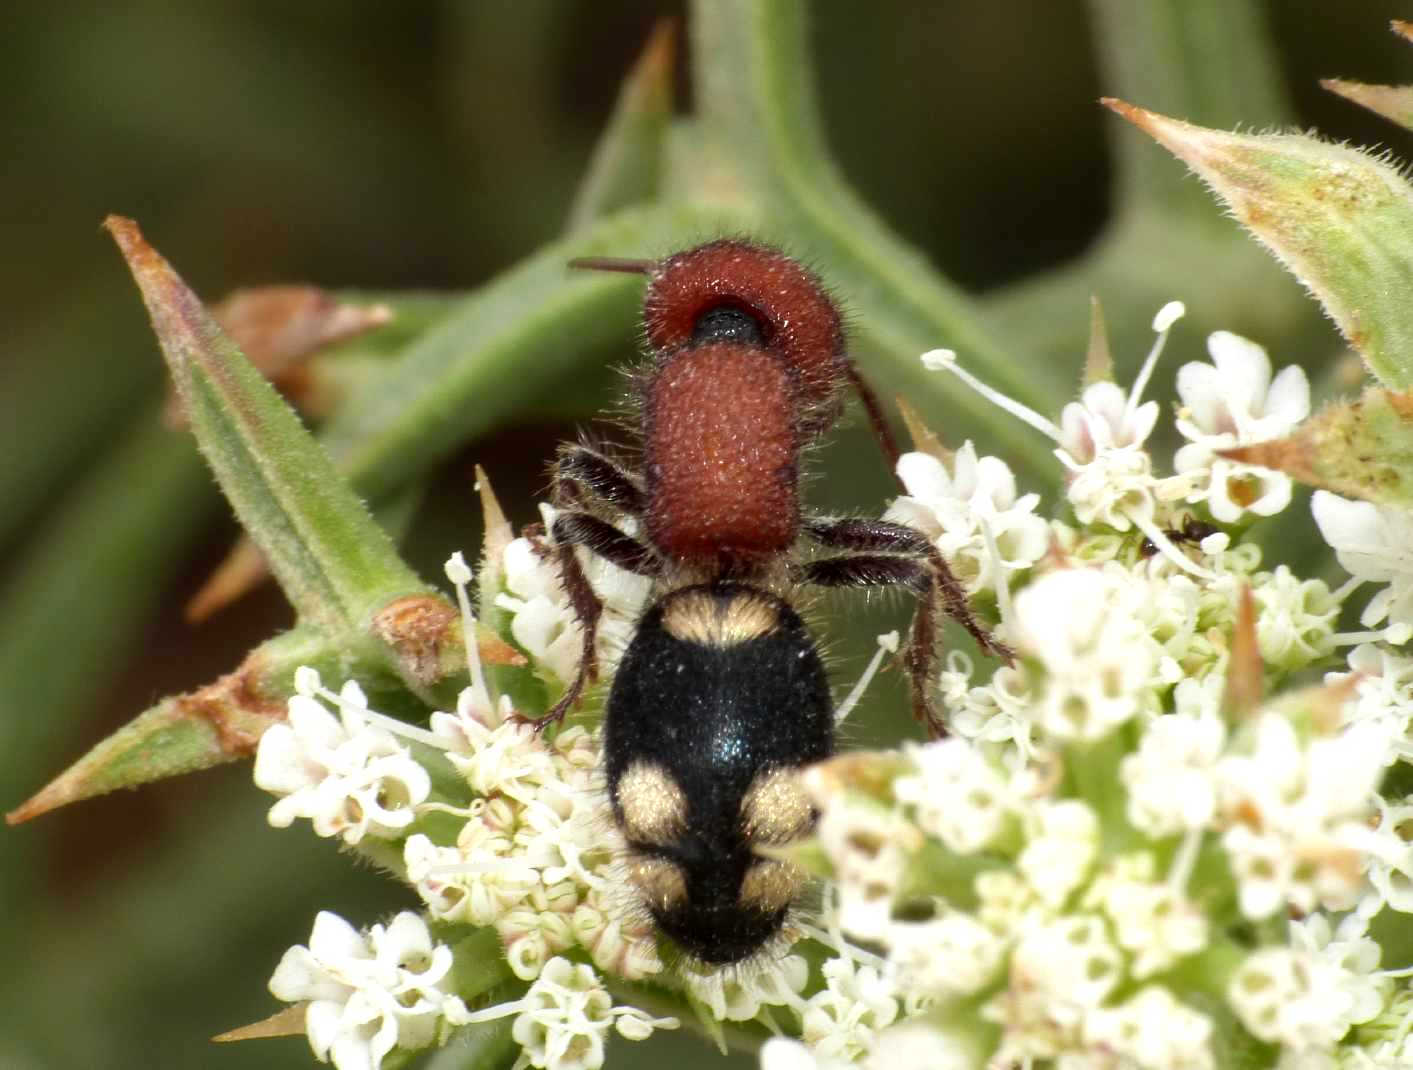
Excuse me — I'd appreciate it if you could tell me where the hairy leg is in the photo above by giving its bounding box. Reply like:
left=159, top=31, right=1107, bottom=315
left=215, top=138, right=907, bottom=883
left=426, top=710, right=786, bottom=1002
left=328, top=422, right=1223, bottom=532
left=802, top=518, right=1014, bottom=739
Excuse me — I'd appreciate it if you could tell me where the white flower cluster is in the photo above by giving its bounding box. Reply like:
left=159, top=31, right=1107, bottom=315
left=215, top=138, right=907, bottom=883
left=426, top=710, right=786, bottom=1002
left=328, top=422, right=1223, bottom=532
left=924, top=309, right=1310, bottom=578
left=255, top=552, right=671, bottom=1070
left=269, top=911, right=465, bottom=1070
left=403, top=684, right=662, bottom=985
left=885, top=441, right=1048, bottom=609
left=457, top=956, right=677, bottom=1070
left=247, top=305, right=1413, bottom=1070
left=779, top=319, right=1413, bottom=1068
left=495, top=503, right=652, bottom=686
left=254, top=672, right=430, bottom=845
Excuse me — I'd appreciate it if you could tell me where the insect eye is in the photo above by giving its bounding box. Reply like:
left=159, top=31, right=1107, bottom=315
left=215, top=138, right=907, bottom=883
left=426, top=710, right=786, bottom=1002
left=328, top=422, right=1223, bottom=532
left=690, top=303, right=767, bottom=348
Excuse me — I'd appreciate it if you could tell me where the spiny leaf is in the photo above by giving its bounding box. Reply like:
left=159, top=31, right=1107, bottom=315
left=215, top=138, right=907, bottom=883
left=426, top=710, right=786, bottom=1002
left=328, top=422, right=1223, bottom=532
left=186, top=478, right=431, bottom=622
left=895, top=396, right=952, bottom=465
left=1083, top=296, right=1115, bottom=386
left=1222, top=386, right=1413, bottom=509
left=1321, top=78, right=1413, bottom=134
left=1320, top=20, right=1413, bottom=134
left=7, top=627, right=325, bottom=823
left=212, top=1005, right=306, bottom=1044
left=1103, top=100, right=1413, bottom=389
left=8, top=610, right=522, bottom=821
left=106, top=215, right=430, bottom=635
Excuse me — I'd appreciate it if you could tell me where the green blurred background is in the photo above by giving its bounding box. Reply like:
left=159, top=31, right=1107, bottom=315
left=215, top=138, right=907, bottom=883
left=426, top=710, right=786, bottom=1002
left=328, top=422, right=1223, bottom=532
left=3, top=4, right=1411, bottom=1067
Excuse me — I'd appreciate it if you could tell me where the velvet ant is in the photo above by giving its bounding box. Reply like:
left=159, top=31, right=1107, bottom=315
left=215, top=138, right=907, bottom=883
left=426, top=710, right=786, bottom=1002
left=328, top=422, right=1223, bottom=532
left=528, top=239, right=1007, bottom=962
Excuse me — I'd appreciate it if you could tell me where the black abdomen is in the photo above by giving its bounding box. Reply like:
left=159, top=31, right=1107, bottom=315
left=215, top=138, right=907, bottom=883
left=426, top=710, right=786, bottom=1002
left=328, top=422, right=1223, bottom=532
left=604, top=582, right=833, bottom=963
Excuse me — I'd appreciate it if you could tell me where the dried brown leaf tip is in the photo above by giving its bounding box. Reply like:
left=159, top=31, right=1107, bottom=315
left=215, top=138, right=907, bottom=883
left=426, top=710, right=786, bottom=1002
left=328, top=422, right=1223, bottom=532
left=1321, top=79, right=1413, bottom=133
left=212, top=1004, right=307, bottom=1044
left=1083, top=295, right=1114, bottom=387
left=1318, top=21, right=1413, bottom=132
left=1222, top=387, right=1413, bottom=510
left=185, top=537, right=268, bottom=623
left=163, top=285, right=392, bottom=428
left=1223, top=585, right=1264, bottom=719
left=895, top=396, right=953, bottom=465
left=371, top=593, right=524, bottom=691
left=477, top=465, right=516, bottom=582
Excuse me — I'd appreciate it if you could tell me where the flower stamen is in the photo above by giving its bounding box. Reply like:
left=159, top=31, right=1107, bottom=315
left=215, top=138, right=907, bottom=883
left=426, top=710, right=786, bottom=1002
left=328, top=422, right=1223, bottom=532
left=835, top=631, right=900, bottom=725
left=921, top=349, right=1063, bottom=442
left=446, top=552, right=494, bottom=712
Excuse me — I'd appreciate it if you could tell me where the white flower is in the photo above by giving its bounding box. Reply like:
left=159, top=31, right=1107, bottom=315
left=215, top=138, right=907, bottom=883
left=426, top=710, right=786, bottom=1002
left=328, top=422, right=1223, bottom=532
left=495, top=509, right=651, bottom=685
left=937, top=652, right=1035, bottom=762
left=1121, top=711, right=1225, bottom=837
left=760, top=1031, right=985, bottom=1070
left=1313, top=491, right=1413, bottom=629
left=1083, top=986, right=1215, bottom=1070
left=255, top=683, right=430, bottom=845
left=269, top=911, right=464, bottom=1070
left=1085, top=854, right=1208, bottom=978
left=1173, top=332, right=1309, bottom=522
left=1252, top=565, right=1339, bottom=669
left=571, top=883, right=663, bottom=981
left=681, top=953, right=808, bottom=1023
left=885, top=911, right=1006, bottom=998
left=1217, top=714, right=1385, bottom=918
left=886, top=442, right=1048, bottom=598
left=1017, top=800, right=1099, bottom=909
left=404, top=820, right=537, bottom=928
left=893, top=739, right=1014, bottom=854
left=862, top=1021, right=990, bottom=1070
left=1216, top=714, right=1385, bottom=919
left=1013, top=567, right=1156, bottom=741
left=1053, top=374, right=1168, bottom=535
left=763, top=1022, right=989, bottom=1070
left=809, top=787, right=921, bottom=942
left=497, top=882, right=580, bottom=981
left=1058, top=380, right=1160, bottom=462
left=800, top=957, right=900, bottom=1062
left=760, top=1038, right=850, bottom=1070
left=1328, top=644, right=1413, bottom=764
left=921, top=309, right=1209, bottom=577
left=457, top=957, right=675, bottom=1070
left=1289, top=913, right=1389, bottom=1030
left=1366, top=795, right=1413, bottom=913
left=1229, top=943, right=1370, bottom=1052
left=1348, top=987, right=1413, bottom=1068
left=974, top=870, right=1048, bottom=942
left=512, top=785, right=612, bottom=891
left=991, top=914, right=1123, bottom=1058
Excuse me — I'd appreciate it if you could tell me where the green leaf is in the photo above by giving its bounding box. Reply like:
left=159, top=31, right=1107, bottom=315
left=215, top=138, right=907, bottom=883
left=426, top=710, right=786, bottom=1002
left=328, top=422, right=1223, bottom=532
left=7, top=626, right=340, bottom=821
left=1323, top=78, right=1413, bottom=133
left=1321, top=20, right=1413, bottom=135
left=106, top=216, right=431, bottom=635
left=1223, top=386, right=1413, bottom=508
left=565, top=19, right=676, bottom=231
left=1104, top=100, right=1413, bottom=389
